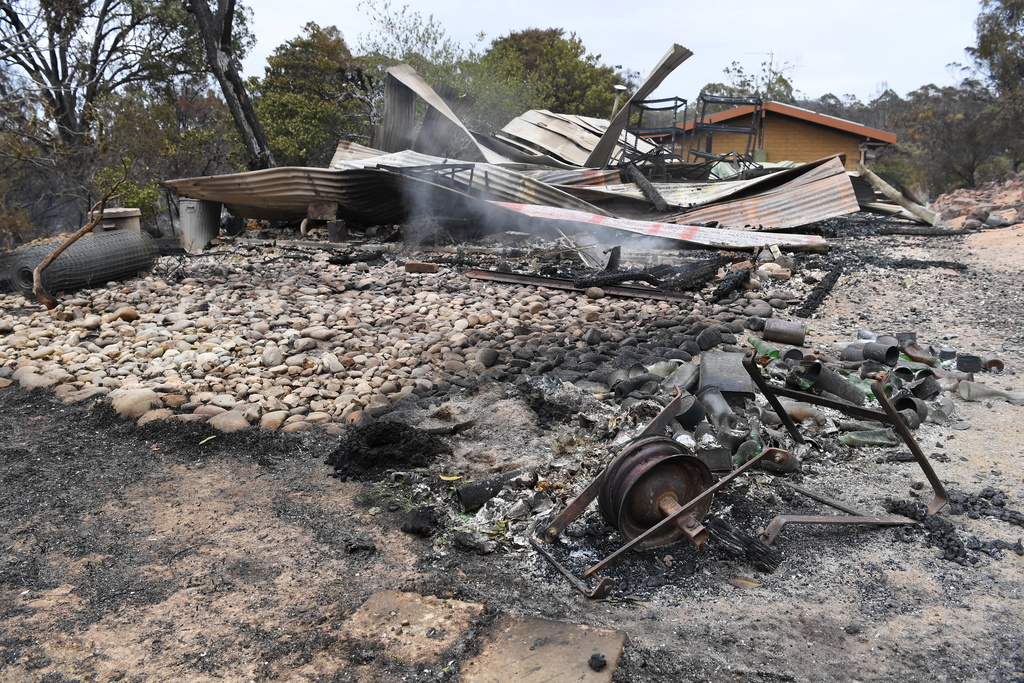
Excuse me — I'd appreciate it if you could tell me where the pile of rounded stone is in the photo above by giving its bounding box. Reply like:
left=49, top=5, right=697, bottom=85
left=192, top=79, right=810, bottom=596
left=0, top=247, right=808, bottom=433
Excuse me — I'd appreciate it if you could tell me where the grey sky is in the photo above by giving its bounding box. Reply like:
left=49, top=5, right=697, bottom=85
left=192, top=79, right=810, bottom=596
left=241, top=0, right=983, bottom=104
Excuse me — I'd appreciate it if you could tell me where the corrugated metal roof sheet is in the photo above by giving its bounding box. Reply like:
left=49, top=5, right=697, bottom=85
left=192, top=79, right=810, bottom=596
left=553, top=178, right=763, bottom=207
left=489, top=201, right=827, bottom=251
left=334, top=150, right=611, bottom=216
left=500, top=110, right=595, bottom=166
left=499, top=109, right=661, bottom=168
left=542, top=156, right=847, bottom=211
left=381, top=64, right=510, bottom=164
left=164, top=168, right=360, bottom=221
left=329, top=141, right=387, bottom=167
left=164, top=153, right=859, bottom=232
left=164, top=152, right=612, bottom=222
left=519, top=169, right=623, bottom=187
left=665, top=156, right=860, bottom=229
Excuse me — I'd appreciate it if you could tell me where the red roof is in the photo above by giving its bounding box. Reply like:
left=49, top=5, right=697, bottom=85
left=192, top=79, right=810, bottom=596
left=680, top=101, right=897, bottom=144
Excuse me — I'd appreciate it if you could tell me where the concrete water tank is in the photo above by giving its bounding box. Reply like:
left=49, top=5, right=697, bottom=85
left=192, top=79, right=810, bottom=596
left=92, top=207, right=142, bottom=232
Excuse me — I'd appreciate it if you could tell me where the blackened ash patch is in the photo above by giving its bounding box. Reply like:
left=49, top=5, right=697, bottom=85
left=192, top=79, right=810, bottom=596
left=326, top=423, right=451, bottom=481
left=793, top=268, right=842, bottom=319
left=401, top=506, right=443, bottom=537
left=887, top=492, right=1024, bottom=566
left=948, top=487, right=1024, bottom=527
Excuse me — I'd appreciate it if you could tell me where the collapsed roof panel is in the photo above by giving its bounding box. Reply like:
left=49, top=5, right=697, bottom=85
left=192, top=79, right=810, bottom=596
left=665, top=156, right=860, bottom=229
left=489, top=201, right=828, bottom=251
left=415, top=83, right=477, bottom=157
left=381, top=64, right=510, bottom=164
left=470, top=132, right=580, bottom=169
left=330, top=141, right=389, bottom=166
left=500, top=111, right=595, bottom=166
left=164, top=153, right=852, bottom=239
left=164, top=150, right=613, bottom=223
left=164, top=167, right=359, bottom=221
left=519, top=169, right=623, bottom=187
left=539, top=156, right=855, bottom=220
left=162, top=52, right=888, bottom=249
left=498, top=110, right=661, bottom=168
left=550, top=177, right=765, bottom=208
left=333, top=150, right=612, bottom=217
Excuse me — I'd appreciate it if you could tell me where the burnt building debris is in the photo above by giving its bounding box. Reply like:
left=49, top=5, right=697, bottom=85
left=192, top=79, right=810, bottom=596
left=22, top=45, right=1015, bottom=602
left=526, top=321, right=968, bottom=598
left=162, top=45, right=927, bottom=257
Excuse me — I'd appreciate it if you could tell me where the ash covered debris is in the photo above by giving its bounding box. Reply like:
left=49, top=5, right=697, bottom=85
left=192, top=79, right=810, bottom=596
left=327, top=423, right=451, bottom=481
left=888, top=493, right=1024, bottom=566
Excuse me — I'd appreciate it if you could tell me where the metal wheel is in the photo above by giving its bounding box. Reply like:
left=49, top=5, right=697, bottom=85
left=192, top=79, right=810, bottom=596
left=598, top=437, right=713, bottom=550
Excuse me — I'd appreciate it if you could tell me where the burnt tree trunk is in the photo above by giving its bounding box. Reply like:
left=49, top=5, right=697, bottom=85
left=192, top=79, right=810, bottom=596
left=184, top=0, right=275, bottom=170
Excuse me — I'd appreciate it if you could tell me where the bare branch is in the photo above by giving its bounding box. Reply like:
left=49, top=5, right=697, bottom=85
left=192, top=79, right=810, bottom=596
left=32, top=160, right=130, bottom=310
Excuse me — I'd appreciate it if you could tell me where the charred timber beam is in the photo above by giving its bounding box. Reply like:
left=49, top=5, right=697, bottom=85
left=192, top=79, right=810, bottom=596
left=463, top=269, right=693, bottom=303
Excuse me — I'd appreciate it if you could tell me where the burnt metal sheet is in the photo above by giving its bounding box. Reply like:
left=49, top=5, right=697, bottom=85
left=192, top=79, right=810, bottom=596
left=413, top=82, right=476, bottom=156
left=547, top=156, right=846, bottom=211
left=382, top=64, right=510, bottom=164
left=165, top=166, right=466, bottom=224
left=335, top=150, right=612, bottom=216
left=164, top=167, right=363, bottom=221
left=488, top=201, right=828, bottom=251
left=699, top=351, right=755, bottom=393
left=165, top=150, right=611, bottom=222
left=549, top=180, right=748, bottom=209
left=471, top=132, right=580, bottom=169
left=553, top=111, right=661, bottom=158
left=666, top=156, right=860, bottom=229
left=501, top=110, right=595, bottom=166
left=164, top=162, right=609, bottom=237
left=520, top=168, right=623, bottom=187
left=378, top=69, right=417, bottom=153
left=499, top=110, right=661, bottom=169
left=329, top=141, right=386, bottom=167
left=586, top=44, right=693, bottom=167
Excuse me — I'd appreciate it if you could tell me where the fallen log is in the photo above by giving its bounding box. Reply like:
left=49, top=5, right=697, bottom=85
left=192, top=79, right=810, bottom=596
left=857, top=163, right=938, bottom=226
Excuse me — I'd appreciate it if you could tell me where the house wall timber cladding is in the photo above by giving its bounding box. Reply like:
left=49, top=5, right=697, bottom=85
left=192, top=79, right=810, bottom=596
left=679, top=102, right=896, bottom=171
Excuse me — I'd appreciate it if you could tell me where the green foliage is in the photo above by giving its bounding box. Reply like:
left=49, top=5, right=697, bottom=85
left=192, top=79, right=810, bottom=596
left=92, top=81, right=244, bottom=187
left=896, top=80, right=1009, bottom=190
left=0, top=0, right=251, bottom=143
left=969, top=0, right=1024, bottom=98
left=802, top=78, right=1012, bottom=193
left=967, top=0, right=1024, bottom=173
left=356, top=0, right=471, bottom=86
left=95, top=162, right=161, bottom=218
left=0, top=70, right=39, bottom=247
left=480, top=28, right=628, bottom=118
left=0, top=1, right=254, bottom=232
left=0, top=160, right=34, bottom=250
left=249, top=22, right=365, bottom=166
left=798, top=88, right=911, bottom=134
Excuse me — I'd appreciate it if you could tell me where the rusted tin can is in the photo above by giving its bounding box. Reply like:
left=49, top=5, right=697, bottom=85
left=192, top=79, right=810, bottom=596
left=762, top=319, right=806, bottom=346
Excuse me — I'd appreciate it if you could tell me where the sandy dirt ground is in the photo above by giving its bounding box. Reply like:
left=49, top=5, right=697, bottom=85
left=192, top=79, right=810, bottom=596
left=2, top=220, right=1024, bottom=682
